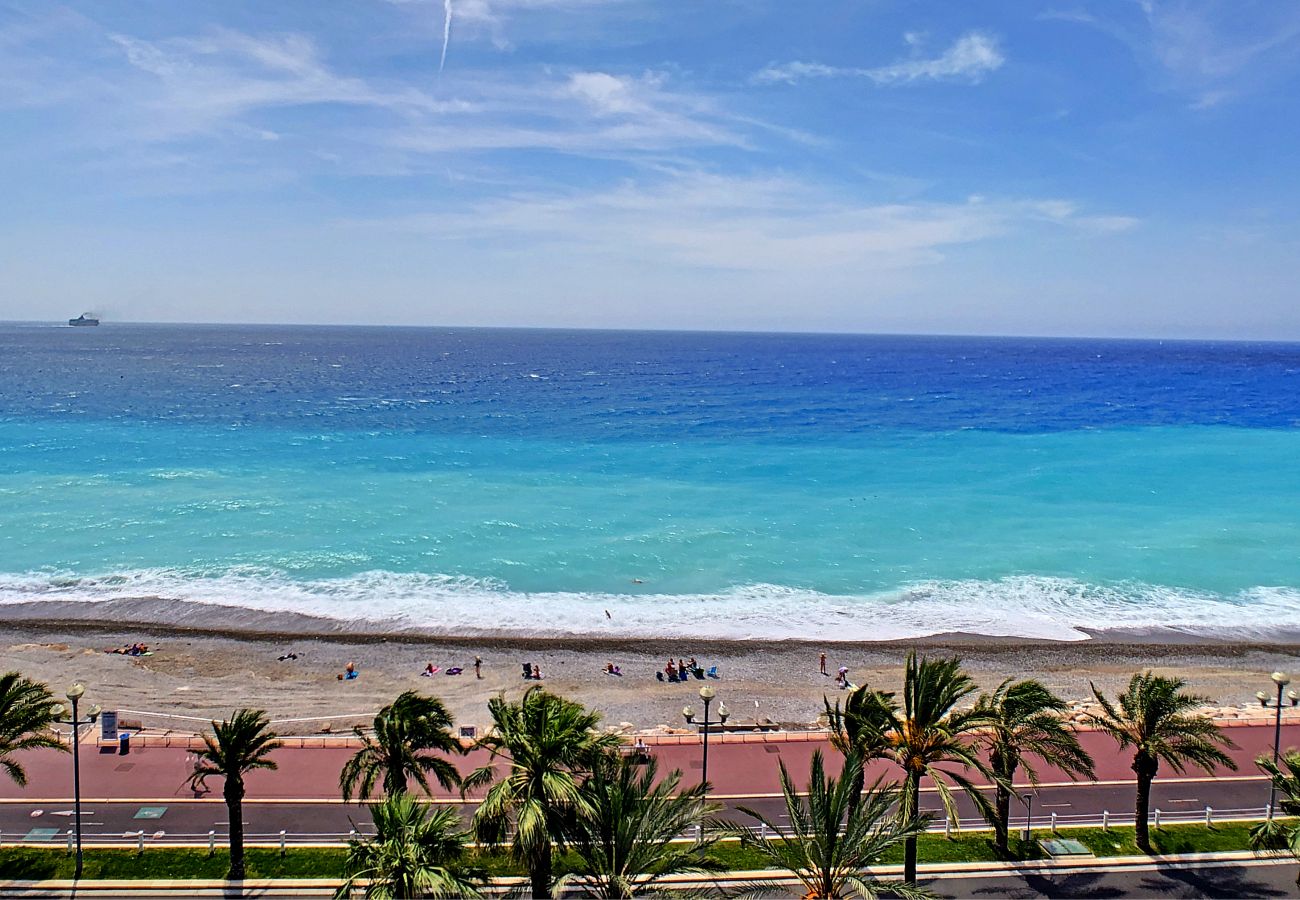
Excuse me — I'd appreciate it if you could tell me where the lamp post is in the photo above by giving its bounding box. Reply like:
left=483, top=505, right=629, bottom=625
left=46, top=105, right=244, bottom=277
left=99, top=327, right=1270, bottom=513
left=1022, top=792, right=1034, bottom=842
left=682, top=686, right=728, bottom=791
left=53, top=684, right=100, bottom=880
left=1256, top=671, right=1296, bottom=816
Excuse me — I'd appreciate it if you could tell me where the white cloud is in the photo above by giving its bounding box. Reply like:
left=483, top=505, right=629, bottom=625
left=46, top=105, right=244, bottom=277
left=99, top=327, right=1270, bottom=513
left=350, top=171, right=1135, bottom=272
left=755, top=31, right=1005, bottom=86
left=102, top=28, right=460, bottom=139
left=1041, top=1, right=1300, bottom=107
left=386, top=69, right=749, bottom=155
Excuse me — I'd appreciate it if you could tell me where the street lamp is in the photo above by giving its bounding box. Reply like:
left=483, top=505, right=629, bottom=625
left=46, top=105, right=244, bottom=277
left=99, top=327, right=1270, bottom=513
left=682, top=685, right=728, bottom=791
left=52, top=683, right=100, bottom=880
left=1022, top=792, right=1034, bottom=842
left=1256, top=671, right=1296, bottom=817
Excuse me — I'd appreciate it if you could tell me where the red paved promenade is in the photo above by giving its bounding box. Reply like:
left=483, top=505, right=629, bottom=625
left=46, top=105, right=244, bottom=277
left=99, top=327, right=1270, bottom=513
left=2, top=721, right=1297, bottom=803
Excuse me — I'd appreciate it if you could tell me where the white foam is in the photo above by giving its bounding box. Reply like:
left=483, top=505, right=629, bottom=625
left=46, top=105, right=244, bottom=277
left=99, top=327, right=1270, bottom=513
left=0, top=570, right=1298, bottom=642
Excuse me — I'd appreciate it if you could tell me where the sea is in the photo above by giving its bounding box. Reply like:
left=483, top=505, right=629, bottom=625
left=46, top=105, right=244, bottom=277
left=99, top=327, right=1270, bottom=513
left=2, top=322, right=1299, bottom=642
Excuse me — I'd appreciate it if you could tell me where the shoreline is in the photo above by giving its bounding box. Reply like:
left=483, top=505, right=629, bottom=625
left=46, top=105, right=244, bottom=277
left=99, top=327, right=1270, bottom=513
left=2, top=597, right=1299, bottom=650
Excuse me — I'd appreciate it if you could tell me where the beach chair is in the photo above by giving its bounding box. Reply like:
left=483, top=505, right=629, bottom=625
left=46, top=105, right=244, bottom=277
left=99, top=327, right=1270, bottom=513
left=706, top=666, right=718, bottom=679
left=692, top=668, right=704, bottom=680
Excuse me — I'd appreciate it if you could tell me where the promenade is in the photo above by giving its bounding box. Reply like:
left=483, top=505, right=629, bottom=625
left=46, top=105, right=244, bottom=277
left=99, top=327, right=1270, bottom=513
left=1, top=722, right=1295, bottom=845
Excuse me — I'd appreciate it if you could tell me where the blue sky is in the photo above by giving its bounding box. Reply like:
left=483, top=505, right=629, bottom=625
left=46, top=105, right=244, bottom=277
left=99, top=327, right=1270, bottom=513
left=2, top=0, right=1299, bottom=337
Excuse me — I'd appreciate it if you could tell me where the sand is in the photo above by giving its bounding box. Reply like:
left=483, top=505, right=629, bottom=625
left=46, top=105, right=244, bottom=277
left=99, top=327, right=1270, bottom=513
left=0, top=599, right=1298, bottom=735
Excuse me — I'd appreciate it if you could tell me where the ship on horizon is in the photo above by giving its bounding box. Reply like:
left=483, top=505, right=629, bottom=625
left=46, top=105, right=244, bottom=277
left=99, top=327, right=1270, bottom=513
left=68, top=314, right=99, bottom=326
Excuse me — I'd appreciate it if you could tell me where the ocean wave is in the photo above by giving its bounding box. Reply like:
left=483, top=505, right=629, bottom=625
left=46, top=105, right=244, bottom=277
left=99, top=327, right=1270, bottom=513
left=0, top=570, right=1297, bottom=642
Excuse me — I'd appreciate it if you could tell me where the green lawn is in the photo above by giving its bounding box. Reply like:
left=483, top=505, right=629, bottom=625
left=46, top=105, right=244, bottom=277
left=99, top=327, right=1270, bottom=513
left=0, top=822, right=1276, bottom=881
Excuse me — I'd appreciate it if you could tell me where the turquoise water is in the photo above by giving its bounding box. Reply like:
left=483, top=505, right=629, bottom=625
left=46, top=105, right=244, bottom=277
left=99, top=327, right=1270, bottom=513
left=2, top=324, right=1299, bottom=640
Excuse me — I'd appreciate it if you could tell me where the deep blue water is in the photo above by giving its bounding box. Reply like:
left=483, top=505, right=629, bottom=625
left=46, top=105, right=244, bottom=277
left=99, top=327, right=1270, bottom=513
left=1, top=323, right=1298, bottom=640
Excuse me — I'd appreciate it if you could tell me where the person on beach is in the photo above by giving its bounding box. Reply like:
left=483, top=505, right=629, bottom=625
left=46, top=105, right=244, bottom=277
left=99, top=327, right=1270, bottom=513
left=421, top=663, right=437, bottom=676
left=819, top=652, right=827, bottom=676
left=835, top=666, right=849, bottom=688
left=474, top=656, right=482, bottom=679
left=666, top=660, right=678, bottom=682
left=531, top=663, right=542, bottom=680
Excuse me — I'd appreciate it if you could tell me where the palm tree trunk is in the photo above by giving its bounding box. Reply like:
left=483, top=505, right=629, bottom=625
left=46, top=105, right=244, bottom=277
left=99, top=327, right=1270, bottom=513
left=530, top=844, right=552, bottom=898
left=995, top=782, right=1011, bottom=855
left=1133, top=752, right=1155, bottom=853
left=226, top=783, right=245, bottom=880
left=1134, top=771, right=1152, bottom=851
left=992, top=753, right=1016, bottom=856
left=904, top=770, right=920, bottom=884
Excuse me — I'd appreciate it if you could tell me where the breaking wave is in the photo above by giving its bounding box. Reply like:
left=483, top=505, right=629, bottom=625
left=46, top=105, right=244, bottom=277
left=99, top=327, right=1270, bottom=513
left=1, top=569, right=1298, bottom=642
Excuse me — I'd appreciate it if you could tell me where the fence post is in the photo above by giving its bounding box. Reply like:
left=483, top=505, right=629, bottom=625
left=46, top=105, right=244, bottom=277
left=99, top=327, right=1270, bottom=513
left=1153, top=809, right=1161, bottom=829
left=1205, top=806, right=1213, bottom=827
left=1267, top=803, right=1274, bottom=821
left=67, top=830, right=74, bottom=854
left=759, top=823, right=767, bottom=840
left=208, top=830, right=216, bottom=855
left=1050, top=812, right=1057, bottom=834
left=695, top=824, right=702, bottom=843
left=944, top=817, right=951, bottom=838
left=349, top=828, right=358, bottom=843
left=1102, top=809, right=1109, bottom=831
left=280, top=830, right=287, bottom=857
left=137, top=830, right=145, bottom=853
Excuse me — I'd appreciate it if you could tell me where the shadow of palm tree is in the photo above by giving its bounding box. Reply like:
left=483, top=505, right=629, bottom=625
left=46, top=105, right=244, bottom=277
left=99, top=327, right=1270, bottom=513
left=1139, top=863, right=1290, bottom=898
left=926, top=870, right=1122, bottom=898
left=0, top=850, right=61, bottom=881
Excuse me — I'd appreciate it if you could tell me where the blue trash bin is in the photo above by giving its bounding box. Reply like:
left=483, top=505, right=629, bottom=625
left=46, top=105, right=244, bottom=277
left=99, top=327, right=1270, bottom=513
left=118, top=732, right=130, bottom=755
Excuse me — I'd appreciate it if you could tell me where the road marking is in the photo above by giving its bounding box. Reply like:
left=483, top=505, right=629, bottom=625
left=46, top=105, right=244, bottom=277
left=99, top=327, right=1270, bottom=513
left=0, top=773, right=1272, bottom=806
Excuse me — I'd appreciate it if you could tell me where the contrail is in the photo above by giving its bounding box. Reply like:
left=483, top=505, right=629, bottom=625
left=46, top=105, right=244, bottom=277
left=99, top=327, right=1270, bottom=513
left=439, top=0, right=452, bottom=72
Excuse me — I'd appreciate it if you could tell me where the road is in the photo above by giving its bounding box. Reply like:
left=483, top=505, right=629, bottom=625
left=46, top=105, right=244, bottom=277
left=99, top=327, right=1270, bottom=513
left=0, top=859, right=1296, bottom=898
left=0, top=722, right=1294, bottom=844
left=922, top=857, right=1299, bottom=898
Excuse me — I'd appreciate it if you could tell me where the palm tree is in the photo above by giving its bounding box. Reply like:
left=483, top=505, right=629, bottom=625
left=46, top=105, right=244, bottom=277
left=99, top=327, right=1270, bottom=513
left=975, top=679, right=1096, bottom=855
left=727, top=750, right=932, bottom=900
left=186, top=708, right=282, bottom=880
left=1087, top=672, right=1236, bottom=852
left=462, top=686, right=622, bottom=899
left=558, top=750, right=723, bottom=898
left=827, top=650, right=995, bottom=884
left=341, top=691, right=465, bottom=801
left=0, top=672, right=66, bottom=786
left=336, top=793, right=486, bottom=899
left=1250, top=750, right=1300, bottom=886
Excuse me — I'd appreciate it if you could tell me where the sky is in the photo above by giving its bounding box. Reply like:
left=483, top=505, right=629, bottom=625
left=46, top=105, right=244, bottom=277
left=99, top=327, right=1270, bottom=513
left=1, top=0, right=1299, bottom=338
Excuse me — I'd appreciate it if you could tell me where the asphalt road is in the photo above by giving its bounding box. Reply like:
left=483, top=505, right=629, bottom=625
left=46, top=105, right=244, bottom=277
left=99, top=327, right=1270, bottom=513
left=0, top=774, right=1279, bottom=845
left=922, top=858, right=1299, bottom=898
left=0, top=859, right=1296, bottom=898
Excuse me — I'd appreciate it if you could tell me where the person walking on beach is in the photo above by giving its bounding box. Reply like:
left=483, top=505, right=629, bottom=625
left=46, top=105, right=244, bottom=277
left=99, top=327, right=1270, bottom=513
left=819, top=652, right=827, bottom=676
left=474, top=656, right=482, bottom=679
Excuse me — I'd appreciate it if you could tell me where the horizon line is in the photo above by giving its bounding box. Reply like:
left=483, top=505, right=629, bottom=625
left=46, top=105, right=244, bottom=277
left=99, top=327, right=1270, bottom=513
left=4, top=318, right=1299, bottom=346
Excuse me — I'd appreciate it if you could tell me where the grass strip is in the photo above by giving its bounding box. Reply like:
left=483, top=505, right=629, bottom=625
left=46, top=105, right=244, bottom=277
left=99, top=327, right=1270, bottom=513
left=0, top=822, right=1272, bottom=881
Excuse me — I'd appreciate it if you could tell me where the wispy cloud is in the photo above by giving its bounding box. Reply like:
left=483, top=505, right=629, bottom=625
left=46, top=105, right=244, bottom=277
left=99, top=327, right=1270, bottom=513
left=2, top=15, right=755, bottom=162
left=385, top=70, right=752, bottom=156
left=350, top=171, right=1135, bottom=272
left=1041, top=0, right=1300, bottom=108
left=755, top=31, right=1005, bottom=86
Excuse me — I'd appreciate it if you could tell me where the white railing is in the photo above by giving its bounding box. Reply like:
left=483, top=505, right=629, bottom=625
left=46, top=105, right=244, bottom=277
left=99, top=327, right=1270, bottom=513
left=0, top=805, right=1274, bottom=849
